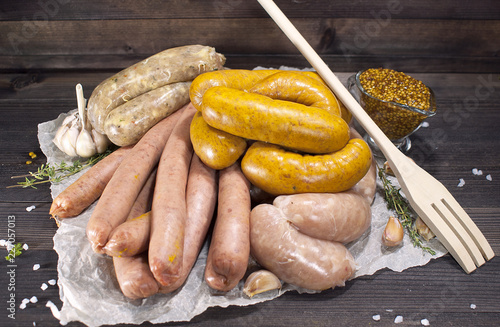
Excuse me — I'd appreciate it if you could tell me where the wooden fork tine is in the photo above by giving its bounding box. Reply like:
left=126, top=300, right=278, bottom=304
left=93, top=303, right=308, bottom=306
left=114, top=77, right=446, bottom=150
left=415, top=203, right=477, bottom=274
left=440, top=194, right=495, bottom=261
left=431, top=199, right=485, bottom=267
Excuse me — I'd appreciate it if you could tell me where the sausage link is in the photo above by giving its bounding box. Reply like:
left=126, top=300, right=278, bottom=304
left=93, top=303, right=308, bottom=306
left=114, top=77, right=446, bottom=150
left=202, top=86, right=350, bottom=154
left=273, top=190, right=371, bottom=243
left=149, top=104, right=196, bottom=286
left=241, top=138, right=372, bottom=196
left=88, top=45, right=225, bottom=133
left=113, top=253, right=159, bottom=300
left=49, top=145, right=133, bottom=221
left=159, top=154, right=218, bottom=293
left=205, top=162, right=251, bottom=292
left=103, top=169, right=156, bottom=257
left=250, top=204, right=356, bottom=290
left=86, top=106, right=185, bottom=254
left=190, top=111, right=247, bottom=170
left=104, top=81, right=191, bottom=146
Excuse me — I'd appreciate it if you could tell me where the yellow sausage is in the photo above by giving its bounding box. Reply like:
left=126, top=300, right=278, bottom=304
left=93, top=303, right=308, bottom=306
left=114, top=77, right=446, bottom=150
left=201, top=86, right=350, bottom=154
left=190, top=69, right=281, bottom=110
left=248, top=71, right=341, bottom=117
left=190, top=111, right=247, bottom=170
left=241, top=138, right=372, bottom=195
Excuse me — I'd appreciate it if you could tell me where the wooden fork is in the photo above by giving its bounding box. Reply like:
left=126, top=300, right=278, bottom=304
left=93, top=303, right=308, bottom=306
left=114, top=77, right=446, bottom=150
left=257, top=0, right=495, bottom=273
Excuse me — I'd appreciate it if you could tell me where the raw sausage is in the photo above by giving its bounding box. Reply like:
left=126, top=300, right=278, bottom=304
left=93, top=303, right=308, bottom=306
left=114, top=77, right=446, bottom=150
left=190, top=111, right=247, bottom=170
left=205, top=162, right=251, bottom=292
left=201, top=86, right=350, bottom=154
left=273, top=190, right=371, bottom=243
left=88, top=45, right=225, bottom=133
left=49, top=145, right=133, bottom=221
left=103, top=169, right=156, bottom=257
left=86, top=106, right=185, bottom=254
left=149, top=104, right=196, bottom=286
left=159, top=154, right=218, bottom=293
left=241, top=138, right=372, bottom=195
left=104, top=81, right=191, bottom=146
left=113, top=253, right=159, bottom=300
left=250, top=204, right=356, bottom=290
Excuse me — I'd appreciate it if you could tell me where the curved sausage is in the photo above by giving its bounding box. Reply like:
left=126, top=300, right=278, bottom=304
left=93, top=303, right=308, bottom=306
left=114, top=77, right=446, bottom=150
left=113, top=253, right=159, bottom=300
left=190, top=111, right=247, bottom=170
left=159, top=154, right=218, bottom=293
left=241, top=138, right=372, bottom=195
left=205, top=162, right=251, bottom=292
left=250, top=204, right=356, bottom=290
left=149, top=104, right=196, bottom=287
left=273, top=190, right=371, bottom=243
left=104, top=81, right=191, bottom=146
left=201, top=86, right=350, bottom=154
left=49, top=145, right=134, bottom=221
left=86, top=106, right=184, bottom=254
left=88, top=45, right=225, bottom=133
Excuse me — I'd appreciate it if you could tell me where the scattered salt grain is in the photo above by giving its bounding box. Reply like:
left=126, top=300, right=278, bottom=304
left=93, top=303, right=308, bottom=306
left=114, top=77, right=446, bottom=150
left=394, top=315, right=404, bottom=324
left=421, top=318, right=430, bottom=326
left=422, top=121, right=430, bottom=127
left=23, top=243, right=29, bottom=250
left=457, top=178, right=465, bottom=187
left=486, top=174, right=492, bottom=181
left=0, top=239, right=6, bottom=247
left=33, top=264, right=40, bottom=271
left=40, top=283, right=48, bottom=291
left=48, top=279, right=57, bottom=286
left=26, top=205, right=36, bottom=212
left=372, top=314, right=381, bottom=321
left=470, top=303, right=476, bottom=309
left=472, top=168, right=483, bottom=176
left=46, top=301, right=61, bottom=320
left=33, top=322, right=36, bottom=326
left=386, top=309, right=394, bottom=312
left=20, top=298, right=30, bottom=309
left=30, top=296, right=38, bottom=303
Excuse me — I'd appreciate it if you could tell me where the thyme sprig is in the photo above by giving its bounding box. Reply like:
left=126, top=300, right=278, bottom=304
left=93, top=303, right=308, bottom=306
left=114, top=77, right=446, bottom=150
left=378, top=165, right=436, bottom=255
left=9, top=149, right=113, bottom=189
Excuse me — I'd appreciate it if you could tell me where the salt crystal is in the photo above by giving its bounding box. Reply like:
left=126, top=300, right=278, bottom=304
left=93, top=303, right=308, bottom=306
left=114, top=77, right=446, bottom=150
left=486, top=174, right=492, bottom=181
left=30, top=296, right=38, bottom=303
left=386, top=309, right=393, bottom=312
left=33, top=322, right=36, bottom=326
left=472, top=168, right=483, bottom=176
left=421, top=318, right=430, bottom=326
left=46, top=301, right=61, bottom=320
left=372, top=314, right=381, bottom=321
left=0, top=239, right=6, bottom=247
left=470, top=303, right=476, bottom=309
left=422, top=122, right=430, bottom=127
left=41, top=283, right=48, bottom=291
left=26, top=205, right=36, bottom=212
left=48, top=279, right=57, bottom=286
left=23, top=243, right=29, bottom=250
left=394, top=315, right=404, bottom=324
left=457, top=178, right=465, bottom=187
left=33, top=264, right=40, bottom=271
left=20, top=298, right=30, bottom=309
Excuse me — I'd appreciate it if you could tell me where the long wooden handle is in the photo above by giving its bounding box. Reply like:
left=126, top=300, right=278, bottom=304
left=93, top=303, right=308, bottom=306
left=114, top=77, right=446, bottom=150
left=256, top=0, right=406, bottom=164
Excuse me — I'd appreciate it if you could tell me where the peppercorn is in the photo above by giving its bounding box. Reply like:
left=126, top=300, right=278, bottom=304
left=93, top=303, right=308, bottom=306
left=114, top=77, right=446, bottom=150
left=358, top=68, right=435, bottom=140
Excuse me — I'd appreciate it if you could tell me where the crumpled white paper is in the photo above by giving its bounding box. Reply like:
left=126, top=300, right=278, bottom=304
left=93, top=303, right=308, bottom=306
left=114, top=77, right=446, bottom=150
left=37, top=72, right=447, bottom=327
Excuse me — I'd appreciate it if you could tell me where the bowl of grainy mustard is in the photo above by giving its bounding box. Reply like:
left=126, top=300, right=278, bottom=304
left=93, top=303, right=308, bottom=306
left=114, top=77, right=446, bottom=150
left=348, top=68, right=436, bottom=151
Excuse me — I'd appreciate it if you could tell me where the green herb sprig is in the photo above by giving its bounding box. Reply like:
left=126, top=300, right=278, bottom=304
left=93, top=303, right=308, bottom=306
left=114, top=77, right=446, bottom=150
left=5, top=243, right=23, bottom=261
left=8, top=149, right=113, bottom=189
left=378, top=165, right=436, bottom=255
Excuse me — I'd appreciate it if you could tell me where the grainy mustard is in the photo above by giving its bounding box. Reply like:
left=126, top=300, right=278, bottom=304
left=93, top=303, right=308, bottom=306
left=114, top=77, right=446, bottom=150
left=359, top=68, right=433, bottom=140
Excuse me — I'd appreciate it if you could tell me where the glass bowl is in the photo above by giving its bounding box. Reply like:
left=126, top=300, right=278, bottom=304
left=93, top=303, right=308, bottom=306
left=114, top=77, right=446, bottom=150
left=347, top=69, right=437, bottom=153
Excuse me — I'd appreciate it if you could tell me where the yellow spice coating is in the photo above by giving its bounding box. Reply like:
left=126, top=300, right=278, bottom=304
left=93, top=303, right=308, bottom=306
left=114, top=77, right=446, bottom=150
left=201, top=86, right=350, bottom=154
left=190, top=111, right=247, bottom=170
left=248, top=71, right=341, bottom=117
left=241, top=138, right=372, bottom=195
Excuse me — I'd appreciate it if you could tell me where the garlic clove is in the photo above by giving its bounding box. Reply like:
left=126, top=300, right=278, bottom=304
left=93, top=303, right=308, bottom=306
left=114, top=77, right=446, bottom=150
left=415, top=217, right=435, bottom=241
left=76, top=128, right=97, bottom=158
left=53, top=114, right=77, bottom=152
left=243, top=270, right=282, bottom=298
left=91, top=129, right=110, bottom=154
left=382, top=216, right=404, bottom=247
left=60, top=121, right=80, bottom=157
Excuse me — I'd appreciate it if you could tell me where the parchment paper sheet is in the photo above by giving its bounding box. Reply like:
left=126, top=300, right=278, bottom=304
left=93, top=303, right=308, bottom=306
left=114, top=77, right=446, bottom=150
left=38, top=69, right=447, bottom=327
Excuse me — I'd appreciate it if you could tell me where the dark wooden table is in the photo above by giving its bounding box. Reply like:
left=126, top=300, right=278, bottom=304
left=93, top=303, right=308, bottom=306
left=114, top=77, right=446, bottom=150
left=1, top=70, right=499, bottom=327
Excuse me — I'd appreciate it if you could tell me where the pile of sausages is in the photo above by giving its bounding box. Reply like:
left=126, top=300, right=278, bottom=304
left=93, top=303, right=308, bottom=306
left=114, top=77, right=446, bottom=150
left=49, top=47, right=378, bottom=299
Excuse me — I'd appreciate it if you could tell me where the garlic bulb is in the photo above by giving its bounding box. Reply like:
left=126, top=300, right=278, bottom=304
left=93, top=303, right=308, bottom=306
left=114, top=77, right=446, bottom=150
left=53, top=84, right=110, bottom=157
